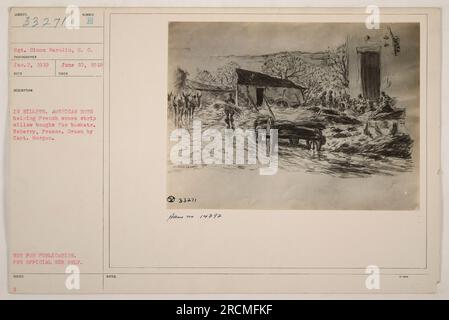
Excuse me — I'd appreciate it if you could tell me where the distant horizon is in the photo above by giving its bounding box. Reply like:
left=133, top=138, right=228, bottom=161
left=169, top=47, right=328, bottom=59
left=209, top=50, right=328, bottom=58
left=169, top=22, right=355, bottom=57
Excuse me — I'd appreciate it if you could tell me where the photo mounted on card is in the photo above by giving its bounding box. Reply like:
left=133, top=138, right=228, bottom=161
left=7, top=7, right=441, bottom=294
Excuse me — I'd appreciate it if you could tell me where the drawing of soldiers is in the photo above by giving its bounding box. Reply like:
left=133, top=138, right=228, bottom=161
left=327, top=90, right=334, bottom=108
left=224, top=93, right=236, bottom=129
left=379, top=91, right=394, bottom=113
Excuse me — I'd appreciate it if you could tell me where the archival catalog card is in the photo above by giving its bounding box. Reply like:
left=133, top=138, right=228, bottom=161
left=7, top=7, right=442, bottom=293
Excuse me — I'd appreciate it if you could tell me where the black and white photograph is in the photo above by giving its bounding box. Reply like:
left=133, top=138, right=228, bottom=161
left=167, top=22, right=420, bottom=210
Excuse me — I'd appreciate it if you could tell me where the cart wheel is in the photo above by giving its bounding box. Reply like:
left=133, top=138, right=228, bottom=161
left=306, top=140, right=311, bottom=149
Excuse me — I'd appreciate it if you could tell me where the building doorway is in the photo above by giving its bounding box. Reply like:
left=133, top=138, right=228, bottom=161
left=358, top=47, right=381, bottom=100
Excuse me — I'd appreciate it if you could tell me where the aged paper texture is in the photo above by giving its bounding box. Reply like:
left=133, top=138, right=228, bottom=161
left=167, top=21, right=420, bottom=210
left=7, top=7, right=441, bottom=294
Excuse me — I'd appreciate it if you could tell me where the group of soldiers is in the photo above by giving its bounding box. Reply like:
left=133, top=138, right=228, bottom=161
left=318, top=89, right=394, bottom=115
left=353, top=91, right=394, bottom=115
left=168, top=91, right=202, bottom=127
left=319, top=90, right=351, bottom=111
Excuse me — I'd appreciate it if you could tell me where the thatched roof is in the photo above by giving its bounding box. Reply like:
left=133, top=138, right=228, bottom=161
left=186, top=79, right=233, bottom=92
left=235, top=68, right=305, bottom=90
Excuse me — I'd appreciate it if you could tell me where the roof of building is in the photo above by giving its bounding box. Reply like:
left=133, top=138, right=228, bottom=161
left=235, top=68, right=305, bottom=90
left=185, top=79, right=233, bottom=92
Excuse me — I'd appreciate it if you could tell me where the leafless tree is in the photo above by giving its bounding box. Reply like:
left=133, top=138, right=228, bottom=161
left=215, top=61, right=241, bottom=88
left=173, top=67, right=189, bottom=94
left=261, top=53, right=306, bottom=80
left=326, top=41, right=349, bottom=89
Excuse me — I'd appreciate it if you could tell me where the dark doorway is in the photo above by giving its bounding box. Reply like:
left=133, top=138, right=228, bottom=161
left=256, top=88, right=264, bottom=107
left=359, top=49, right=381, bottom=100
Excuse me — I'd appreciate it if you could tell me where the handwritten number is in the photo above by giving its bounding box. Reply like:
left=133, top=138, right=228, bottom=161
left=21, top=15, right=78, bottom=28
left=22, top=16, right=30, bottom=27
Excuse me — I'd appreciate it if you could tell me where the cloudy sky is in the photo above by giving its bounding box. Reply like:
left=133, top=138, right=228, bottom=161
left=169, top=22, right=419, bottom=97
left=169, top=22, right=353, bottom=57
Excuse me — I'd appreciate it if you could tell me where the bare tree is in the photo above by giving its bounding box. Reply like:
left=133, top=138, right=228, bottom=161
left=295, top=64, right=336, bottom=105
left=215, top=61, right=240, bottom=88
left=262, top=53, right=334, bottom=105
left=173, top=67, right=189, bottom=94
left=326, top=42, right=349, bottom=89
left=301, top=69, right=324, bottom=105
left=261, top=53, right=306, bottom=80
